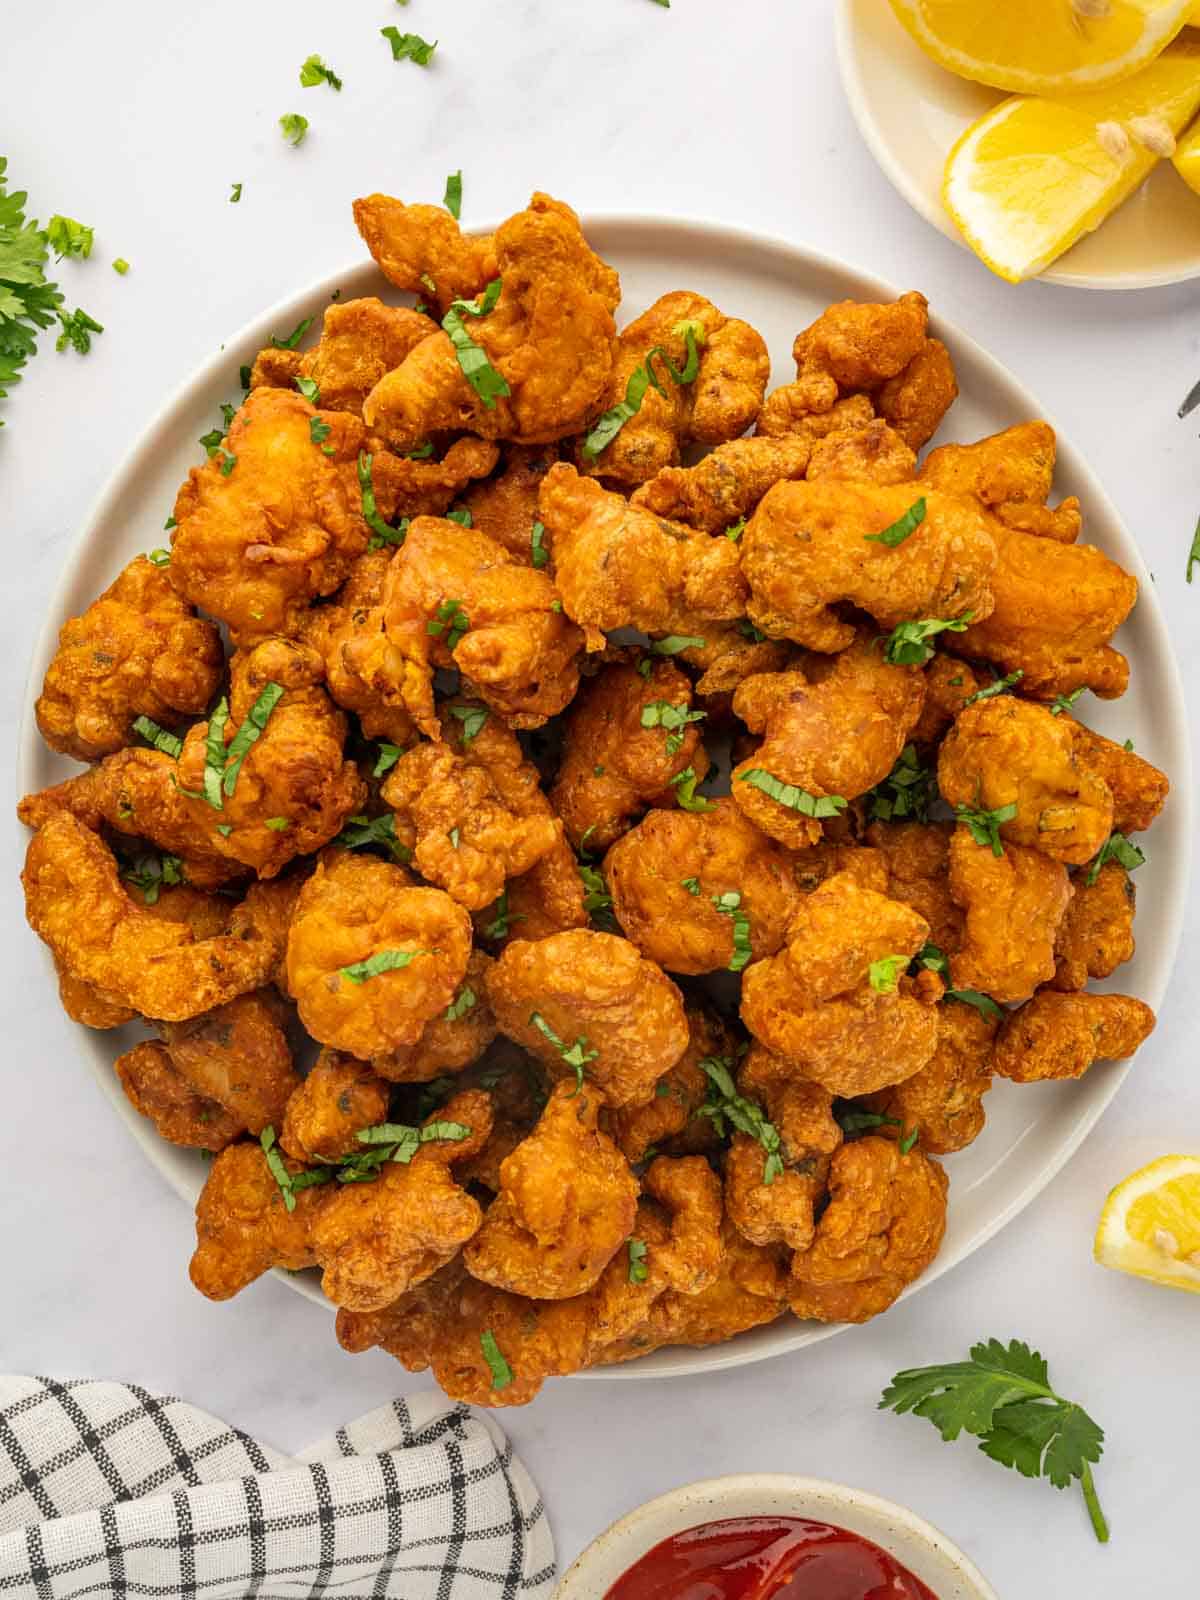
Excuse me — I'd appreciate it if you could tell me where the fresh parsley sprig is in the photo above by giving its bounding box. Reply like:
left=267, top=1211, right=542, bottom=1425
left=881, top=1338, right=1109, bottom=1543
left=955, top=799, right=1017, bottom=857
left=961, top=670, right=1024, bottom=708
left=881, top=613, right=973, bottom=666
left=699, top=1055, right=783, bottom=1183
left=0, top=159, right=68, bottom=429
left=120, top=851, right=184, bottom=906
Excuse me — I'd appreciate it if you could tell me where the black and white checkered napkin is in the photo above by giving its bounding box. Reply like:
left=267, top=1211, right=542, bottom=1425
left=0, top=1376, right=555, bottom=1599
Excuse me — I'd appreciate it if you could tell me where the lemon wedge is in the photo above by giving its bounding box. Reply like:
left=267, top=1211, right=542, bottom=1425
left=1171, top=112, right=1200, bottom=188
left=1095, top=1154, right=1200, bottom=1294
left=889, top=0, right=1194, bottom=95
left=943, top=38, right=1200, bottom=280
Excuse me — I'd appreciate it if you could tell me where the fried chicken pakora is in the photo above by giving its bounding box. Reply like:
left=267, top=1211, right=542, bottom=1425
left=991, top=991, right=1155, bottom=1083
left=252, top=297, right=436, bottom=416
left=629, top=435, right=812, bottom=532
left=864, top=998, right=996, bottom=1155
left=279, top=1049, right=391, bottom=1163
left=947, top=826, right=1071, bottom=1004
left=1051, top=861, right=1136, bottom=993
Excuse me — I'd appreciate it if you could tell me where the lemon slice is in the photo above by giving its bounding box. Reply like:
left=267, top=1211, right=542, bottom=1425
left=889, top=0, right=1194, bottom=94
left=1171, top=112, right=1200, bottom=188
left=943, top=38, right=1200, bottom=280
left=1095, top=1154, right=1200, bottom=1293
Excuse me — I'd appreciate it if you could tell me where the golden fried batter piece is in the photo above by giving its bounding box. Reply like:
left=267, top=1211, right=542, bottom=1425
left=362, top=194, right=620, bottom=449
left=604, top=799, right=802, bottom=975
left=867, top=820, right=963, bottom=955
left=497, top=834, right=590, bottom=944
left=756, top=389, right=876, bottom=444
left=353, top=196, right=498, bottom=315
left=253, top=298, right=437, bottom=416
left=372, top=950, right=498, bottom=1083
left=793, top=292, right=930, bottom=397
left=298, top=550, right=417, bottom=748
left=23, top=814, right=280, bottom=1022
left=791, top=840, right=890, bottom=897
left=1066, top=722, right=1169, bottom=835
left=607, top=1005, right=730, bottom=1164
left=157, top=989, right=298, bottom=1133
left=740, top=872, right=938, bottom=1096
left=168, top=388, right=373, bottom=643
left=464, top=1080, right=638, bottom=1299
left=941, top=524, right=1136, bottom=699
left=1052, top=863, right=1136, bottom=992
left=683, top=626, right=793, bottom=705
left=540, top=464, right=748, bottom=642
left=629, top=436, right=812, bottom=533
left=938, top=697, right=1113, bottom=867
left=453, top=1044, right=548, bottom=1192
left=583, top=292, right=770, bottom=486
left=874, top=339, right=958, bottom=451
left=739, top=1044, right=843, bottom=1171
left=460, top=445, right=559, bottom=563
left=947, top=826, right=1071, bottom=1003
left=865, top=999, right=997, bottom=1154
left=190, top=1140, right=332, bottom=1300
left=311, top=1090, right=493, bottom=1311
left=805, top=419, right=917, bottom=486
left=486, top=928, right=689, bottom=1107
left=788, top=1135, right=948, bottom=1324
left=908, top=654, right=986, bottom=747
left=723, top=1061, right=841, bottom=1254
left=549, top=657, right=710, bottom=853
left=740, top=481, right=996, bottom=653
left=35, top=556, right=224, bottom=763
left=115, top=1041, right=244, bottom=1150
left=730, top=632, right=926, bottom=849
left=279, top=1049, right=391, bottom=1162
left=724, top=1137, right=822, bottom=1252
left=359, top=514, right=583, bottom=739
left=991, top=991, right=1155, bottom=1083
left=381, top=709, right=561, bottom=911
left=56, top=961, right=136, bottom=1030
left=286, top=848, right=472, bottom=1057
left=370, top=436, right=501, bottom=522
left=921, top=422, right=1081, bottom=544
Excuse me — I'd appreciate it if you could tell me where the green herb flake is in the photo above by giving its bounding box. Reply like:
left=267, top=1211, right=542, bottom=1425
left=914, top=942, right=949, bottom=976
left=711, top=890, right=752, bottom=973
left=1085, top=832, right=1146, bottom=888
left=530, top=520, right=549, bottom=569
left=868, top=954, right=909, bottom=994
left=264, top=817, right=290, bottom=832
left=445, top=986, right=476, bottom=1023
left=202, top=698, right=230, bottom=811
left=299, top=53, right=342, bottom=90
left=865, top=497, right=926, bottom=548
left=218, top=449, right=237, bottom=477
left=627, top=1237, right=649, bottom=1284
left=961, top=670, right=1024, bottom=708
left=295, top=374, right=320, bottom=404
left=333, top=812, right=412, bottom=864
left=669, top=766, right=717, bottom=814
left=374, top=743, right=403, bottom=777
left=357, top=451, right=406, bottom=548
left=698, top=1056, right=783, bottom=1184
left=955, top=800, right=1017, bottom=858
left=650, top=634, right=705, bottom=656
left=382, top=26, right=438, bottom=65
left=230, top=182, right=243, bottom=204
left=112, top=258, right=130, bottom=276
left=427, top=599, right=470, bottom=651
left=480, top=1329, right=514, bottom=1392
left=899, top=1125, right=921, bottom=1156
left=865, top=744, right=935, bottom=823
left=581, top=325, right=703, bottom=461
left=484, top=889, right=522, bottom=941
left=279, top=113, right=310, bottom=148
left=944, top=988, right=1004, bottom=1022
left=341, top=948, right=431, bottom=984
left=272, top=315, right=314, bottom=351
left=530, top=1011, right=597, bottom=1092
left=55, top=307, right=103, bottom=355
left=1049, top=687, right=1085, bottom=717
left=147, top=547, right=171, bottom=566
left=724, top=517, right=746, bottom=543
left=442, top=280, right=509, bottom=409
left=640, top=698, right=705, bottom=756
left=680, top=876, right=700, bottom=895
left=445, top=507, right=473, bottom=527
left=120, top=852, right=184, bottom=906
left=260, top=1126, right=297, bottom=1212
left=739, top=768, right=847, bottom=818
left=444, top=170, right=463, bottom=220
left=46, top=215, right=94, bottom=261
left=222, top=682, right=284, bottom=796
left=132, top=716, right=183, bottom=760
left=881, top=613, right=973, bottom=666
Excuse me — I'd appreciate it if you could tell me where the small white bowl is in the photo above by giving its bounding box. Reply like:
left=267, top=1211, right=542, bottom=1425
left=555, top=1474, right=999, bottom=1599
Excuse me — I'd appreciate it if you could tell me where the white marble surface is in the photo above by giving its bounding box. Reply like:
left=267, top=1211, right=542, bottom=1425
left=2, top=1, right=1198, bottom=1592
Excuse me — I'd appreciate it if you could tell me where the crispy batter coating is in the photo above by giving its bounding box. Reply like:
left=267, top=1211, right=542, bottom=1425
left=279, top=1049, right=391, bottom=1162
left=540, top=464, right=748, bottom=643
left=730, top=632, right=926, bottom=848
left=357, top=515, right=583, bottom=739
left=947, top=826, right=1071, bottom=1003
left=381, top=709, right=560, bottom=910
left=806, top=419, right=917, bottom=486
left=35, top=556, right=224, bottom=763
left=792, top=292, right=929, bottom=394
left=486, top=928, right=689, bottom=1107
left=740, top=872, right=937, bottom=1096
left=115, top=1041, right=244, bottom=1150
left=866, top=819, right=963, bottom=954
left=724, top=1136, right=822, bottom=1252
left=630, top=436, right=812, bottom=532
left=864, top=999, right=997, bottom=1154
left=23, top=814, right=279, bottom=1021
left=942, top=524, right=1136, bottom=699
left=581, top=292, right=770, bottom=486
left=453, top=1043, right=549, bottom=1192
left=497, top=834, right=590, bottom=944
left=991, top=992, right=1155, bottom=1083
left=311, top=1090, right=493, bottom=1311
left=683, top=625, right=793, bottom=704
left=738, top=1043, right=844, bottom=1173
left=286, top=849, right=472, bottom=1056
left=190, top=1141, right=329, bottom=1300
left=1051, top=862, right=1136, bottom=992
left=298, top=550, right=417, bottom=748
left=362, top=194, right=620, bottom=449
left=168, top=388, right=373, bottom=643
left=460, top=445, right=559, bottom=563
left=56, top=961, right=136, bottom=1030
left=157, top=989, right=298, bottom=1134
left=874, top=339, right=958, bottom=451
left=607, top=1005, right=730, bottom=1163
left=787, top=1136, right=948, bottom=1324
left=756, top=388, right=875, bottom=443
left=1066, top=721, right=1169, bottom=835
left=791, top=840, right=889, bottom=896
left=253, top=298, right=437, bottom=416
left=549, top=657, right=710, bottom=853
left=740, top=480, right=996, bottom=653
left=464, top=1081, right=638, bottom=1299
left=921, top=422, right=1081, bottom=543
left=909, top=654, right=985, bottom=748
left=938, top=698, right=1113, bottom=867
left=372, top=950, right=498, bottom=1083
left=604, top=799, right=802, bottom=975
left=353, top=196, right=498, bottom=315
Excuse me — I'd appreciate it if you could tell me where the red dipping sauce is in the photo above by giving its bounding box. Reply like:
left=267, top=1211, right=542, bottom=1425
left=603, top=1516, right=939, bottom=1600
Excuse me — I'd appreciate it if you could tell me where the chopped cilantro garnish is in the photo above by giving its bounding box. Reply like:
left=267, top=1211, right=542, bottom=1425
left=865, top=498, right=926, bottom=548
left=358, top=451, right=407, bottom=548
left=669, top=766, right=716, bottom=813
left=272, top=315, right=314, bottom=351
left=333, top=813, right=412, bottom=863
left=445, top=507, right=473, bottom=527
left=961, top=670, right=1024, bottom=708
left=112, top=258, right=130, bottom=276
left=944, top=988, right=1004, bottom=1022
left=260, top=1126, right=299, bottom=1211
left=120, top=852, right=183, bottom=906
left=46, top=215, right=93, bottom=261
left=202, top=698, right=230, bottom=810
left=955, top=800, right=1017, bottom=857
left=217, top=449, right=237, bottom=477
left=428, top=599, right=470, bottom=651
left=725, top=517, right=746, bottom=542
left=449, top=703, right=488, bottom=744
left=711, top=890, right=752, bottom=973
left=381, top=26, right=438, bottom=64
left=147, top=548, right=171, bottom=566
left=699, top=1056, right=783, bottom=1184
left=445, top=986, right=476, bottom=1023
left=913, top=942, right=949, bottom=976
left=1049, top=687, right=1085, bottom=717
left=680, top=876, right=700, bottom=895
left=650, top=634, right=705, bottom=656
left=132, top=716, right=183, bottom=760
left=640, top=698, right=705, bottom=756
left=444, top=170, right=463, bottom=219
left=300, top=54, right=342, bottom=90
left=340, top=948, right=431, bottom=984
left=230, top=182, right=242, bottom=204
left=309, top=415, right=331, bottom=448
left=484, top=889, right=522, bottom=941
left=295, top=375, right=320, bottom=404
left=442, top=280, right=509, bottom=409
left=739, top=768, right=846, bottom=818
left=868, top=954, right=909, bottom=994
left=530, top=520, right=549, bottom=569
left=55, top=307, right=102, bottom=355
left=373, top=743, right=403, bottom=777
left=480, top=1329, right=513, bottom=1392
left=222, top=682, right=284, bottom=797
left=529, top=1011, right=597, bottom=1092
left=1085, top=832, right=1146, bottom=888
left=279, top=113, right=310, bottom=147
left=865, top=744, right=934, bottom=823
left=264, top=817, right=290, bottom=832
left=581, top=323, right=703, bottom=461
left=881, top=613, right=973, bottom=666
left=627, top=1237, right=649, bottom=1284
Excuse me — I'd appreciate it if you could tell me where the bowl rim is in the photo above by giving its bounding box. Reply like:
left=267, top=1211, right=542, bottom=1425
left=553, top=1472, right=1002, bottom=1599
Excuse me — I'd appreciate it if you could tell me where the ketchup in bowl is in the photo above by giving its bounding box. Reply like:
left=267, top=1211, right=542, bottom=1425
left=603, top=1515, right=939, bottom=1600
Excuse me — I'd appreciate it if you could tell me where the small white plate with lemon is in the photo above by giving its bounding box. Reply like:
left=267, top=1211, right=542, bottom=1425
left=837, top=0, right=1200, bottom=287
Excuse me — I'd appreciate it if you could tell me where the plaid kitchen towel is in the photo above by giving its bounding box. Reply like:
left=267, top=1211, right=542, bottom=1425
left=0, top=1376, right=555, bottom=1599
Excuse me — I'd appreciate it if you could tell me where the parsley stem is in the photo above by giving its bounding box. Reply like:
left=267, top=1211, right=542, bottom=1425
left=1080, top=1463, right=1109, bottom=1544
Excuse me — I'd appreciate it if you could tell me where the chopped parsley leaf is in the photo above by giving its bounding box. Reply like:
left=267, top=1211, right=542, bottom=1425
left=272, top=315, right=314, bottom=351
left=340, top=948, right=431, bottom=984
left=55, top=307, right=103, bottom=355
left=529, top=1011, right=597, bottom=1092
left=112, top=258, right=130, bottom=276
left=868, top=954, right=909, bottom=994
left=222, top=682, right=284, bottom=797
left=650, top=634, right=705, bottom=656
left=449, top=703, right=488, bottom=744
left=913, top=942, right=948, bottom=976
left=295, top=375, right=320, bottom=404
left=725, top=517, right=746, bottom=542
left=120, top=851, right=183, bottom=906
left=445, top=507, right=473, bottom=527
left=530, top=520, right=549, bottom=569
left=699, top=1056, right=783, bottom=1184
left=1085, top=831, right=1146, bottom=888
left=442, top=279, right=509, bottom=408
left=865, top=497, right=926, bottom=548
left=46, top=215, right=93, bottom=261
left=373, top=743, right=403, bottom=777
left=309, top=415, right=332, bottom=447
left=132, top=716, right=183, bottom=760
left=640, top=698, right=705, bottom=756
left=427, top=599, right=470, bottom=651
left=147, top=547, right=171, bottom=566
left=581, top=323, right=704, bottom=461
left=961, top=670, right=1023, bottom=707
left=739, top=768, right=847, bottom=818
left=230, top=182, right=242, bottom=204
left=865, top=744, right=934, bottom=823
left=279, top=113, right=310, bottom=147
left=358, top=451, right=407, bottom=548
left=445, top=986, right=476, bottom=1022
left=669, top=766, right=716, bottom=813
left=333, top=812, right=412, bottom=863
left=944, top=988, right=1004, bottom=1021
left=260, top=1126, right=298, bottom=1211
left=264, top=817, right=289, bottom=832
left=480, top=1329, right=513, bottom=1391
left=680, top=876, right=700, bottom=895
left=484, top=889, right=522, bottom=941
left=299, top=54, right=342, bottom=90
left=444, top=170, right=463, bottom=219
left=955, top=800, right=1017, bottom=857
left=1049, top=687, right=1085, bottom=716
left=381, top=27, right=438, bottom=65
left=881, top=613, right=973, bottom=666
left=711, top=890, right=752, bottom=972
left=627, top=1237, right=649, bottom=1284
